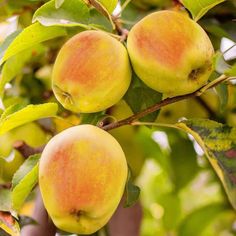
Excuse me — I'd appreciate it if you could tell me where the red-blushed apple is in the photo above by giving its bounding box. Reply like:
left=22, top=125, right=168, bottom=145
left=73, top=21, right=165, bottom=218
left=127, top=10, right=214, bottom=97
left=39, top=125, right=128, bottom=234
left=52, top=30, right=131, bottom=113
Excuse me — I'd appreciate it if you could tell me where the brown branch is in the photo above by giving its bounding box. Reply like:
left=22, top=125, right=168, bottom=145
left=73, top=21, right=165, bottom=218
left=103, top=92, right=198, bottom=131
left=13, top=141, right=44, bottom=158
left=111, top=15, right=129, bottom=41
left=102, top=75, right=231, bottom=131
left=0, top=183, right=11, bottom=190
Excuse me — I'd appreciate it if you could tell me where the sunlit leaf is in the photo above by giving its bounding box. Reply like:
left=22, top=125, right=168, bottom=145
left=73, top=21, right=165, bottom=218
left=181, top=0, right=226, bottom=21
left=12, top=154, right=40, bottom=211
left=55, top=0, right=65, bottom=8
left=0, top=103, right=58, bottom=135
left=33, top=0, right=90, bottom=27
left=0, top=45, right=45, bottom=98
left=0, top=30, right=21, bottom=61
left=0, top=23, right=66, bottom=65
left=178, top=203, right=225, bottom=236
left=0, top=189, right=11, bottom=212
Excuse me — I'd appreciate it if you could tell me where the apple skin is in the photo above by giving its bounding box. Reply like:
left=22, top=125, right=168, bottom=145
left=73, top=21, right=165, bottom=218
left=52, top=30, right=131, bottom=113
left=108, top=100, right=145, bottom=178
left=127, top=10, right=214, bottom=97
left=39, top=125, right=128, bottom=235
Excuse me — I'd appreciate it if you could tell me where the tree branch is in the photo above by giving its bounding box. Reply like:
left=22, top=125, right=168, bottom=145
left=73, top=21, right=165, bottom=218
left=13, top=141, right=44, bottom=158
left=102, top=75, right=232, bottom=131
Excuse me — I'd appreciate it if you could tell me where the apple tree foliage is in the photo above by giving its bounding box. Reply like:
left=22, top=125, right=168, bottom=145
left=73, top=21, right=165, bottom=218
left=0, top=0, right=236, bottom=235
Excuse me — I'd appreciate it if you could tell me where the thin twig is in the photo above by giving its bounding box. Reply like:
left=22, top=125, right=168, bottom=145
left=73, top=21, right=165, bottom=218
left=13, top=141, right=44, bottom=158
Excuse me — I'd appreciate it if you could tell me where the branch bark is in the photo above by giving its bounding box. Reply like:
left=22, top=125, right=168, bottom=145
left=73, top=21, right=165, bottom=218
left=102, top=75, right=231, bottom=131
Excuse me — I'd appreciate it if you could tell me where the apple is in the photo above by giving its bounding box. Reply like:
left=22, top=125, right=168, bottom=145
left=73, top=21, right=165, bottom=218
left=107, top=100, right=145, bottom=178
left=127, top=10, right=214, bottom=97
left=39, top=125, right=128, bottom=234
left=52, top=30, right=131, bottom=113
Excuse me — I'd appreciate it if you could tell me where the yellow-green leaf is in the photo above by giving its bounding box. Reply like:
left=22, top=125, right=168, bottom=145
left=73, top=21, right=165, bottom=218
left=181, top=0, right=226, bottom=21
left=0, top=22, right=66, bottom=65
left=0, top=103, right=58, bottom=135
left=12, top=154, right=40, bottom=211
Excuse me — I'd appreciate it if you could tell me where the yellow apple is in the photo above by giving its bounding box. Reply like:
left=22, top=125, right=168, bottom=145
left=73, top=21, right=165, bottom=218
left=127, top=10, right=214, bottom=97
left=39, top=125, right=128, bottom=234
left=52, top=30, right=131, bottom=113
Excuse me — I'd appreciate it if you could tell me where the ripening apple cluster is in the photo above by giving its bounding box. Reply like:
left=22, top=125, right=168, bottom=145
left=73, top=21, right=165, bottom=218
left=39, top=9, right=214, bottom=235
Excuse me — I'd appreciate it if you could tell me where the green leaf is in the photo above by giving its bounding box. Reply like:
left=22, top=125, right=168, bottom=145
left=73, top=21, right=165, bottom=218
left=124, top=169, right=140, bottom=208
left=33, top=0, right=90, bottom=27
left=215, top=83, right=228, bottom=112
left=80, top=111, right=105, bottom=125
left=177, top=119, right=236, bottom=210
left=178, top=203, right=224, bottom=236
left=0, top=189, right=12, bottom=212
left=0, top=23, right=66, bottom=65
left=225, top=63, right=236, bottom=77
left=168, top=132, right=199, bottom=191
left=12, top=154, right=40, bottom=211
left=136, top=127, right=169, bottom=171
left=181, top=0, right=226, bottom=21
left=0, top=103, right=58, bottom=135
left=0, top=46, right=44, bottom=98
left=159, top=193, right=181, bottom=230
left=124, top=73, right=162, bottom=122
left=96, top=0, right=117, bottom=13
left=55, top=0, right=65, bottom=8
left=0, top=30, right=21, bottom=61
